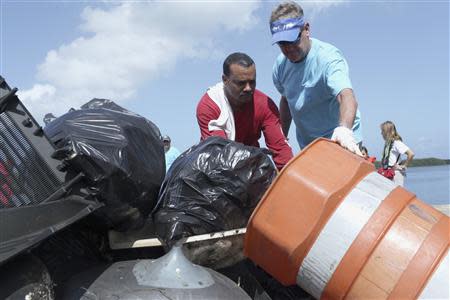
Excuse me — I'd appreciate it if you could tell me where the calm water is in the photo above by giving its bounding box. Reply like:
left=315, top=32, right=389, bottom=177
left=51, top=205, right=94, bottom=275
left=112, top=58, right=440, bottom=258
left=404, top=165, right=450, bottom=205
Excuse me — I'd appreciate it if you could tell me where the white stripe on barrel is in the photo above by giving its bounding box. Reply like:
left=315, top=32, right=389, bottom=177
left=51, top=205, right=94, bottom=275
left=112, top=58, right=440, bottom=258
left=419, top=250, right=450, bottom=299
left=297, top=172, right=397, bottom=299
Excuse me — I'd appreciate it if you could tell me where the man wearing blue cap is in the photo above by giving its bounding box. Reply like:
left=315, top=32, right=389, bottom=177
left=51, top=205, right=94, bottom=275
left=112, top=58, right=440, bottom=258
left=270, top=1, right=363, bottom=155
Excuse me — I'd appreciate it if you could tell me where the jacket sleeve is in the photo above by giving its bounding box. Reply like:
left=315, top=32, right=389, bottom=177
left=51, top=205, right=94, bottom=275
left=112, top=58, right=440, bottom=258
left=262, top=98, right=294, bottom=170
left=196, top=93, right=227, bottom=140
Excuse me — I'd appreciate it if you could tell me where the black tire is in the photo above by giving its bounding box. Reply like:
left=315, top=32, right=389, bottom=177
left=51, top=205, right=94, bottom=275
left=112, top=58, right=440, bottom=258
left=0, top=254, right=54, bottom=300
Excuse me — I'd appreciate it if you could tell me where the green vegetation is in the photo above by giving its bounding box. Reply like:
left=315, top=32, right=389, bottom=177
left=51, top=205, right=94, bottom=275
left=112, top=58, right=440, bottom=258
left=374, top=158, right=450, bottom=169
left=408, top=158, right=450, bottom=167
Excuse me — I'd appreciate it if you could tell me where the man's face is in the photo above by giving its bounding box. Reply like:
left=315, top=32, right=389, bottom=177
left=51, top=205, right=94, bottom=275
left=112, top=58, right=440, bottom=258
left=222, top=63, right=256, bottom=109
left=278, top=24, right=310, bottom=63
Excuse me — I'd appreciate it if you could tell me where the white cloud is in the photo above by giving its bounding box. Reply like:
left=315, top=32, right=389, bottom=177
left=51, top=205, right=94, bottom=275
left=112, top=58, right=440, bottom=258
left=18, top=84, right=55, bottom=102
left=301, top=1, right=349, bottom=20
left=20, top=1, right=261, bottom=122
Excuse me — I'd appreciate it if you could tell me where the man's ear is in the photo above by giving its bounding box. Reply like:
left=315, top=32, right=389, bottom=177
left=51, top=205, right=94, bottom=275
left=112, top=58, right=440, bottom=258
left=304, top=22, right=310, bottom=36
left=222, top=74, right=228, bottom=84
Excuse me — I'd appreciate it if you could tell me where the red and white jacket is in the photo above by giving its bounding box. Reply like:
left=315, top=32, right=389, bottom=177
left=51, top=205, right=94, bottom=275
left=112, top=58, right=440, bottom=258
left=196, top=85, right=293, bottom=170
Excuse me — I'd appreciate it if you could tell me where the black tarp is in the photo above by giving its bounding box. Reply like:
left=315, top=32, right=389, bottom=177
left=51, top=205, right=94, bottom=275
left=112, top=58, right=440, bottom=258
left=153, top=136, right=277, bottom=246
left=45, top=99, right=165, bottom=231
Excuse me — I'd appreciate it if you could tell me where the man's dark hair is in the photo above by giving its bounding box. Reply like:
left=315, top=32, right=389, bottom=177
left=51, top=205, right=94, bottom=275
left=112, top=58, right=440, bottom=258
left=223, top=52, right=255, bottom=76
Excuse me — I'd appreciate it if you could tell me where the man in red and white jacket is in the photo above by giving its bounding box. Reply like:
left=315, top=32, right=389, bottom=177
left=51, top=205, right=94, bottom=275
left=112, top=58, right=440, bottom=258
left=196, top=52, right=293, bottom=170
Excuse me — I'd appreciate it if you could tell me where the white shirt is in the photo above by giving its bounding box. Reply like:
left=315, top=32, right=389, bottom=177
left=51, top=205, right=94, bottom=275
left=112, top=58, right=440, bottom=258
left=389, top=140, right=410, bottom=166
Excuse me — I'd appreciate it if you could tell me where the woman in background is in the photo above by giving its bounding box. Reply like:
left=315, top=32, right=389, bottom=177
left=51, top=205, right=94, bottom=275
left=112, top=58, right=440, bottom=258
left=380, top=121, right=415, bottom=186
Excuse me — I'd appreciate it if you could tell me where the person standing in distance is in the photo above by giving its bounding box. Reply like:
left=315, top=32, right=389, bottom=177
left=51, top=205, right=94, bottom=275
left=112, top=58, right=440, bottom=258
left=379, top=121, right=414, bottom=186
left=163, top=135, right=181, bottom=172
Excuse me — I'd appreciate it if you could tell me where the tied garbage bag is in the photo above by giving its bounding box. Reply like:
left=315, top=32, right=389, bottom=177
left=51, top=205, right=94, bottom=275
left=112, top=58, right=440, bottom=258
left=44, top=99, right=165, bottom=231
left=153, top=136, right=277, bottom=246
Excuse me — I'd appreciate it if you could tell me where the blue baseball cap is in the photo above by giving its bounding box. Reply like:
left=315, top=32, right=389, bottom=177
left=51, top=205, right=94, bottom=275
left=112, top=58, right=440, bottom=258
left=270, top=17, right=305, bottom=45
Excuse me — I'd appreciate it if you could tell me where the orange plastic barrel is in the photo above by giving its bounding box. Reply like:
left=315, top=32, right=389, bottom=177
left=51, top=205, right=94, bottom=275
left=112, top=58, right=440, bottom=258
left=244, top=138, right=449, bottom=299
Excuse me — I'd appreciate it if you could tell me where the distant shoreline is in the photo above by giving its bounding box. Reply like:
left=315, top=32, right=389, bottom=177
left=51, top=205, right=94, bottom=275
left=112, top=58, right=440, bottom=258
left=374, top=158, right=450, bottom=168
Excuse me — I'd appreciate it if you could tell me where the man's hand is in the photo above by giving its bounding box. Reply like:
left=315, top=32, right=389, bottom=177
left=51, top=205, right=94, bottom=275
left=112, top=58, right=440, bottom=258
left=331, top=126, right=363, bottom=156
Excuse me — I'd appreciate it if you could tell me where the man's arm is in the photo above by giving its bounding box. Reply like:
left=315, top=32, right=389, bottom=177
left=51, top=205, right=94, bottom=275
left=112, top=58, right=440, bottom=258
left=336, top=88, right=358, bottom=129
left=196, top=95, right=227, bottom=139
left=272, top=60, right=290, bottom=138
left=279, top=96, right=292, bottom=138
left=262, top=98, right=294, bottom=170
left=326, top=54, right=363, bottom=156
left=331, top=88, right=362, bottom=156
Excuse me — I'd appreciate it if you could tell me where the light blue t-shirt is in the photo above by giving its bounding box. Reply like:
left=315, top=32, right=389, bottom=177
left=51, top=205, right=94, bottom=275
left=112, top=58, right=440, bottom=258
left=165, top=146, right=181, bottom=172
left=273, top=38, right=362, bottom=149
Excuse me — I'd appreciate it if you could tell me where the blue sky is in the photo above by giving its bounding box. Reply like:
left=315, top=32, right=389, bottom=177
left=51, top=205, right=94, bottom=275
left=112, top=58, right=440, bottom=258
left=1, top=0, right=449, bottom=159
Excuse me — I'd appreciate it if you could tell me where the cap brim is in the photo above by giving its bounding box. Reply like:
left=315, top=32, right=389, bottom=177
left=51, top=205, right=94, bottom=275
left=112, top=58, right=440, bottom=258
left=271, top=28, right=300, bottom=45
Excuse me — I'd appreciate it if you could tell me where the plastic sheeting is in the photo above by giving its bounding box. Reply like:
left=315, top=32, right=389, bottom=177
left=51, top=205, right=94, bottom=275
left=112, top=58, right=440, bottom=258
left=44, top=99, right=165, bottom=231
left=153, top=136, right=277, bottom=246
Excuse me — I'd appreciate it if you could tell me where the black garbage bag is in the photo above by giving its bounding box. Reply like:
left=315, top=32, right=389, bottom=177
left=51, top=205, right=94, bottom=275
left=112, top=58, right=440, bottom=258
left=153, top=136, right=277, bottom=246
left=44, top=99, right=165, bottom=231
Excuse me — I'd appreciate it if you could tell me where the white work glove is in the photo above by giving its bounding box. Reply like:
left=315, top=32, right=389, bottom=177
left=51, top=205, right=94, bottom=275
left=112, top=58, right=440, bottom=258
left=331, top=126, right=363, bottom=156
